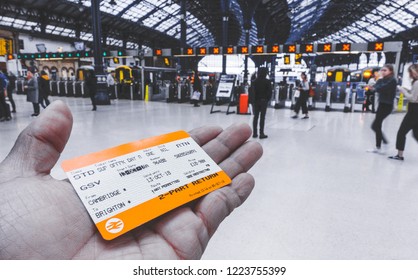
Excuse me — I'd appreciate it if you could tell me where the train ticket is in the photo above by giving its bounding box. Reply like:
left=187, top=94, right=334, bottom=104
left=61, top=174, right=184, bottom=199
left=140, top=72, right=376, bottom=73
left=61, top=130, right=231, bottom=240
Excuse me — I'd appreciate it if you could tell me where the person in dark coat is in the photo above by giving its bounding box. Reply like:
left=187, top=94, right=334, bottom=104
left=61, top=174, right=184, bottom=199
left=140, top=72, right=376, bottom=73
left=85, top=70, right=97, bottom=111
left=38, top=70, right=51, bottom=108
left=0, top=70, right=11, bottom=121
left=6, top=72, right=16, bottom=113
left=25, top=71, right=40, bottom=117
left=192, top=72, right=202, bottom=107
left=252, top=67, right=272, bottom=139
left=367, top=64, right=397, bottom=154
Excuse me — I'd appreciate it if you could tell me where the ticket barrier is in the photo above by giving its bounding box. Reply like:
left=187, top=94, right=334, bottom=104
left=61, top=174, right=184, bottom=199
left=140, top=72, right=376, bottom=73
left=75, top=81, right=83, bottom=97
left=167, top=83, right=177, bottom=102
left=290, top=84, right=296, bottom=110
left=66, top=81, right=75, bottom=97
left=204, top=85, right=215, bottom=105
left=133, top=82, right=141, bottom=100
left=50, top=81, right=59, bottom=96
left=16, top=79, right=25, bottom=95
left=274, top=84, right=288, bottom=109
left=154, top=82, right=169, bottom=101
left=178, top=84, right=190, bottom=103
left=58, top=81, right=66, bottom=96
left=118, top=83, right=132, bottom=99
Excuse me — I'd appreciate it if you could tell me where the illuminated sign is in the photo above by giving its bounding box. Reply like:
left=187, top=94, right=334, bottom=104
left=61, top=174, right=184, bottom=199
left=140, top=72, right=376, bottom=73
left=0, top=38, right=13, bottom=56
left=268, top=45, right=280, bottom=53
left=184, top=48, right=194, bottom=55
left=198, top=47, right=207, bottom=55
left=154, top=49, right=162, bottom=56
left=317, top=43, right=332, bottom=52
left=336, top=43, right=351, bottom=52
left=251, top=45, right=264, bottom=54
left=209, top=47, right=221, bottom=55
left=164, top=57, right=171, bottom=66
left=367, top=42, right=384, bottom=51
left=285, top=44, right=296, bottom=53
left=301, top=44, right=314, bottom=53
left=238, top=46, right=249, bottom=54
left=295, top=54, right=302, bottom=65
left=284, top=55, right=291, bottom=65
left=226, top=47, right=234, bottom=54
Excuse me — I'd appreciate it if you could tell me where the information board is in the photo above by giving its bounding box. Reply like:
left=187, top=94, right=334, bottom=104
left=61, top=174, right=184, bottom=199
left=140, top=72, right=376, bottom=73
left=215, top=74, right=236, bottom=98
left=0, top=38, right=13, bottom=56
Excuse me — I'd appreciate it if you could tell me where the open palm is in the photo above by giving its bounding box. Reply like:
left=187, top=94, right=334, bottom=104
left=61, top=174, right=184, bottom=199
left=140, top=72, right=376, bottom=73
left=0, top=101, right=262, bottom=259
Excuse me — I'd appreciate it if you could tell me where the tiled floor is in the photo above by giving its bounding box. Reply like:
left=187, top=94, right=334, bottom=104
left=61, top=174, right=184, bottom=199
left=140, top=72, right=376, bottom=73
left=1, top=94, right=418, bottom=259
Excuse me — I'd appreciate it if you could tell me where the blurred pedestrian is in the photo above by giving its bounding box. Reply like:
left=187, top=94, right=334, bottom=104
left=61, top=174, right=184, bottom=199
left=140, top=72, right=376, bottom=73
left=252, top=67, right=272, bottom=139
left=367, top=64, right=397, bottom=154
left=389, top=64, right=418, bottom=161
left=38, top=70, right=51, bottom=108
left=292, top=72, right=310, bottom=119
left=25, top=71, right=40, bottom=117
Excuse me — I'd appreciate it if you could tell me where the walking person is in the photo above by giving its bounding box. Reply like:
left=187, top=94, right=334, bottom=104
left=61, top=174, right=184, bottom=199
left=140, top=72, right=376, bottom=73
left=85, top=70, right=97, bottom=111
left=0, top=70, right=11, bottom=121
left=6, top=72, right=16, bottom=113
left=291, top=72, right=310, bottom=119
left=25, top=71, right=40, bottom=117
left=367, top=64, right=397, bottom=154
left=191, top=71, right=202, bottom=107
left=389, top=64, right=418, bottom=161
left=252, top=67, right=272, bottom=139
left=38, top=70, right=51, bottom=108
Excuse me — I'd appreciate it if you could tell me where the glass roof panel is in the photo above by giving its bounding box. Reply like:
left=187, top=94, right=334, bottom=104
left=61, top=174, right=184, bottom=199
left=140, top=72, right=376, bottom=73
left=317, top=0, right=418, bottom=43
left=287, top=0, right=331, bottom=43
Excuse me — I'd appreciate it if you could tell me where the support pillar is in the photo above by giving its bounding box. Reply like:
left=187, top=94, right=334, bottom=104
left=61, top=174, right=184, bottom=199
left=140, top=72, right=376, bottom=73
left=91, top=0, right=110, bottom=105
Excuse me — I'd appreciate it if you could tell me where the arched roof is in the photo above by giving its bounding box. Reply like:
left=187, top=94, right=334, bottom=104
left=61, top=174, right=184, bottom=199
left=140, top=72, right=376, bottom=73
left=1, top=0, right=417, bottom=50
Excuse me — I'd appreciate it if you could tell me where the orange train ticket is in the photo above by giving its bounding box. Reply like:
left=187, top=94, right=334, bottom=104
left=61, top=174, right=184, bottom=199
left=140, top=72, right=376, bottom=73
left=62, top=130, right=231, bottom=240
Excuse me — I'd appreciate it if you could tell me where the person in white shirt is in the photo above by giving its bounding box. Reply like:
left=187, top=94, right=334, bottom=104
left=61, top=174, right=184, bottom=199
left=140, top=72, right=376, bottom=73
left=107, top=71, right=116, bottom=97
left=291, top=72, right=310, bottom=119
left=389, top=64, right=418, bottom=161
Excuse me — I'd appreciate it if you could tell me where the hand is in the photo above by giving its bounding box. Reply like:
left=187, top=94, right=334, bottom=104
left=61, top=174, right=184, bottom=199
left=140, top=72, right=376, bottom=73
left=0, top=101, right=262, bottom=259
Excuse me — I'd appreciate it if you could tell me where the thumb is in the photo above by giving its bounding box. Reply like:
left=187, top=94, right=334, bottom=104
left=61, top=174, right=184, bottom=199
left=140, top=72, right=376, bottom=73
left=1, top=100, right=73, bottom=176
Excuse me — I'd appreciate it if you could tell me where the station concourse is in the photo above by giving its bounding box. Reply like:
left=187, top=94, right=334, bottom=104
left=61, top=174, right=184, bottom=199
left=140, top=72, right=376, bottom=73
left=1, top=0, right=418, bottom=260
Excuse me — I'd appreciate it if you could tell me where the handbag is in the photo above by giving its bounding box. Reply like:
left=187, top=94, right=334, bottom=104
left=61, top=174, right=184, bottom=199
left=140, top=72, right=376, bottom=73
left=191, top=90, right=201, bottom=100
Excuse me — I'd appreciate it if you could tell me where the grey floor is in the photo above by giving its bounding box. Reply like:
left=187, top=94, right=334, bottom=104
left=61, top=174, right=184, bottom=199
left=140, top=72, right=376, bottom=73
left=1, top=94, right=418, bottom=259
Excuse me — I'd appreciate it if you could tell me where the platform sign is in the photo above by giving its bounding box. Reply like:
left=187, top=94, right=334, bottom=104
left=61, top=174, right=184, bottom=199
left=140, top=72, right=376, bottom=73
left=0, top=38, right=13, bottom=56
left=197, top=47, right=207, bottom=55
left=225, top=47, right=235, bottom=54
left=317, top=43, right=332, bottom=53
left=237, top=46, right=249, bottom=54
left=209, top=47, right=221, bottom=55
left=367, top=42, right=384, bottom=52
left=216, top=74, right=236, bottom=98
left=285, top=44, right=296, bottom=53
left=183, top=48, right=194, bottom=56
left=252, top=45, right=265, bottom=54
left=268, top=45, right=280, bottom=54
left=154, top=49, right=163, bottom=56
left=301, top=44, right=314, bottom=53
left=336, top=43, right=351, bottom=52
left=295, top=54, right=302, bottom=65
left=284, top=55, right=291, bottom=65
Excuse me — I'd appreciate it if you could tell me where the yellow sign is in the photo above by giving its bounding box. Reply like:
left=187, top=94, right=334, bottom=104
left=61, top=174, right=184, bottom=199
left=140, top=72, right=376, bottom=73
left=397, top=93, right=404, bottom=112
left=0, top=38, right=13, bottom=56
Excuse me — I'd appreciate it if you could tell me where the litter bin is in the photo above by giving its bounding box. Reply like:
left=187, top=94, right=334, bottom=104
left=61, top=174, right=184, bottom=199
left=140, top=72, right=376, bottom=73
left=239, top=93, right=249, bottom=114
